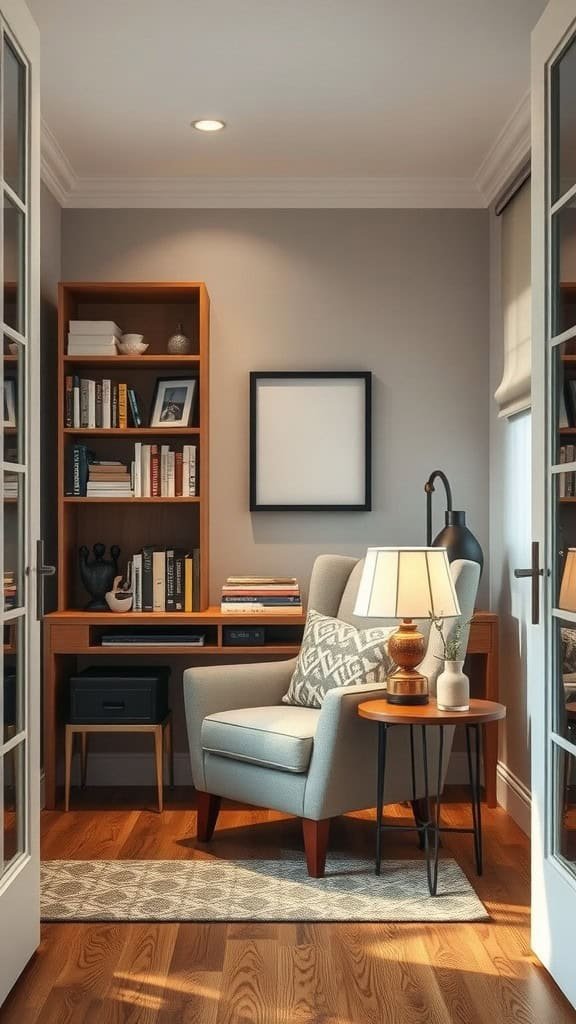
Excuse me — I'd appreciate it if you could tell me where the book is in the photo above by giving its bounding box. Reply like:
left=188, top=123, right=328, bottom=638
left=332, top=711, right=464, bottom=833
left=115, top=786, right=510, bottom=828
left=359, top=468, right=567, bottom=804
left=102, top=379, right=112, bottom=429
left=133, top=552, right=142, bottom=611
left=134, top=442, right=142, bottom=497
left=220, top=604, right=303, bottom=615
left=95, top=380, right=103, bottom=428
left=69, top=320, right=122, bottom=337
left=567, top=445, right=575, bottom=497
left=160, top=445, right=170, bottom=496
left=112, top=383, right=118, bottom=428
left=153, top=549, right=166, bottom=611
left=142, top=546, right=154, bottom=611
left=175, top=451, right=183, bottom=496
left=150, top=445, right=159, bottom=496
left=166, top=549, right=175, bottom=611
left=192, top=547, right=201, bottom=611
left=128, top=388, right=142, bottom=427
left=66, top=444, right=91, bottom=496
left=174, top=551, right=185, bottom=610
left=80, top=379, right=89, bottom=427
left=184, top=555, right=193, bottom=613
left=118, top=383, right=128, bottom=429
left=167, top=451, right=175, bottom=497
left=141, top=445, right=151, bottom=497
left=182, top=447, right=190, bottom=496
left=560, top=445, right=566, bottom=499
left=65, top=376, right=73, bottom=427
left=220, top=595, right=302, bottom=605
left=73, top=376, right=80, bottom=427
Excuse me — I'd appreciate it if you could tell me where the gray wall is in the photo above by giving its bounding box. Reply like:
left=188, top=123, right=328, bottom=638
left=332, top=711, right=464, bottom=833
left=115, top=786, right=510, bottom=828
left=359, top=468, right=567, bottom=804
left=40, top=183, right=62, bottom=611
left=61, top=209, right=490, bottom=605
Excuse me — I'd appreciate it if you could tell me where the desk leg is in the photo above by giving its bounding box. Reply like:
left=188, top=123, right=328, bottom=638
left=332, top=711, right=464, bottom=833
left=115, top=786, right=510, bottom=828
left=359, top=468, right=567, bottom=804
left=485, top=632, right=499, bottom=808
left=375, top=723, right=387, bottom=876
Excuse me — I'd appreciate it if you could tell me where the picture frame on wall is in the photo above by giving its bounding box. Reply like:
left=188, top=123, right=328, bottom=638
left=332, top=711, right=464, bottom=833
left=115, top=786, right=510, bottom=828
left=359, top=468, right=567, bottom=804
left=3, top=378, right=16, bottom=428
left=150, top=378, right=197, bottom=427
left=250, top=371, right=372, bottom=511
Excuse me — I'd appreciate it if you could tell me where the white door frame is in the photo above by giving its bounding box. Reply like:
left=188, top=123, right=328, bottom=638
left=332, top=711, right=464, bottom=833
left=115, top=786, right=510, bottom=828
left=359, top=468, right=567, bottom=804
left=0, top=0, right=40, bottom=1006
left=531, top=0, right=576, bottom=1008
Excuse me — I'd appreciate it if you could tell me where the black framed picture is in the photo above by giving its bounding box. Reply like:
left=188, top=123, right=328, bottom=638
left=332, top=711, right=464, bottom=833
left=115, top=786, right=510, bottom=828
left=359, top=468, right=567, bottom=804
left=250, top=371, right=372, bottom=511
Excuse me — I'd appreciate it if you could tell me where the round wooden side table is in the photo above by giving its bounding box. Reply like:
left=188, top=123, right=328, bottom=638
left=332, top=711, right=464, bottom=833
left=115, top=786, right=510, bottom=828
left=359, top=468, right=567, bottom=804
left=358, top=697, right=506, bottom=896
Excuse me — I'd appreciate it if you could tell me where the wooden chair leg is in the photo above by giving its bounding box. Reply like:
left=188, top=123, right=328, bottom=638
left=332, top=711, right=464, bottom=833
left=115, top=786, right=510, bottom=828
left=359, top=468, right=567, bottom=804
left=165, top=717, right=174, bottom=788
left=154, top=725, right=164, bottom=813
left=302, top=818, right=331, bottom=878
left=64, top=726, right=73, bottom=812
left=196, top=791, right=221, bottom=841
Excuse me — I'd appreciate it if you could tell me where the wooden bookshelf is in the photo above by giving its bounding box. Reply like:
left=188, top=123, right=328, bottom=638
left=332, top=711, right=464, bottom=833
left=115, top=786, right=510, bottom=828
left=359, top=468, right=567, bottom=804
left=53, top=281, right=210, bottom=611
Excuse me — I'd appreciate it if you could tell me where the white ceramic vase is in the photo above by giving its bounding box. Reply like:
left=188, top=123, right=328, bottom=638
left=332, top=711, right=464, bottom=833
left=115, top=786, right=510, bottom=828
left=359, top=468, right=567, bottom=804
left=436, top=659, right=469, bottom=711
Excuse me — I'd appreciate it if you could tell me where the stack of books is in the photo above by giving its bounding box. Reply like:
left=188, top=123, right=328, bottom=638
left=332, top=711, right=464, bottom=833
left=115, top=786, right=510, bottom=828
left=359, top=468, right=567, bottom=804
left=65, top=376, right=143, bottom=429
left=67, top=321, right=122, bottom=356
left=4, top=570, right=16, bottom=611
left=220, top=576, right=302, bottom=614
left=134, top=443, right=197, bottom=497
left=3, top=476, right=18, bottom=499
left=87, top=460, right=132, bottom=498
left=129, top=547, right=200, bottom=611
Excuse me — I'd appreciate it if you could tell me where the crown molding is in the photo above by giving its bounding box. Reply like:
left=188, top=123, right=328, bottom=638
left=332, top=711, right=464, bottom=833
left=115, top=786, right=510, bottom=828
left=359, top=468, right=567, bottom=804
left=40, top=120, right=77, bottom=206
left=474, top=91, right=531, bottom=206
left=57, top=174, right=484, bottom=209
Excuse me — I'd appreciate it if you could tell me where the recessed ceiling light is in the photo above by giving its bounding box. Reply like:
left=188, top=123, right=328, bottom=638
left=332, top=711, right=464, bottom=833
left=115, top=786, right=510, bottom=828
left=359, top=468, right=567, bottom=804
left=192, top=119, right=226, bottom=132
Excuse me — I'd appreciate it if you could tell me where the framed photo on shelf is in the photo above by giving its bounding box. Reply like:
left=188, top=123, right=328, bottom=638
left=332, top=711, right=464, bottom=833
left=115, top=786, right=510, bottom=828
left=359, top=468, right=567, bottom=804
left=3, top=378, right=16, bottom=428
left=150, top=378, right=197, bottom=427
left=250, top=371, right=372, bottom=511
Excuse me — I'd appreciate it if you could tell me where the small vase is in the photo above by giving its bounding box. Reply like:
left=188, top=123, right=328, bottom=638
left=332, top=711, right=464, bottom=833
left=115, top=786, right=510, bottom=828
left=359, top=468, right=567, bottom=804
left=437, top=659, right=469, bottom=711
left=167, top=323, right=191, bottom=355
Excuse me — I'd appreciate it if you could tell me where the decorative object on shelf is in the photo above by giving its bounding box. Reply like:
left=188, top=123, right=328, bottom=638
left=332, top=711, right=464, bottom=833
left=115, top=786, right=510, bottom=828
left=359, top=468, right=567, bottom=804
left=105, top=575, right=134, bottom=613
left=559, top=548, right=576, bottom=612
left=117, top=333, right=149, bottom=355
left=79, top=543, right=121, bottom=611
left=3, top=378, right=16, bottom=427
left=8, top=342, right=17, bottom=355
left=250, top=371, right=372, bottom=511
left=429, top=615, right=470, bottom=711
left=167, top=323, right=191, bottom=355
left=150, top=378, right=197, bottom=427
left=354, top=547, right=460, bottom=705
left=424, top=469, right=484, bottom=575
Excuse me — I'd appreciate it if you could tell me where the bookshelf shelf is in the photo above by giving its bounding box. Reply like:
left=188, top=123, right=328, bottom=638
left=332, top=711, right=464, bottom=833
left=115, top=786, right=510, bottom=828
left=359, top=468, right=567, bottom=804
left=63, top=427, right=201, bottom=437
left=63, top=355, right=201, bottom=368
left=63, top=496, right=202, bottom=504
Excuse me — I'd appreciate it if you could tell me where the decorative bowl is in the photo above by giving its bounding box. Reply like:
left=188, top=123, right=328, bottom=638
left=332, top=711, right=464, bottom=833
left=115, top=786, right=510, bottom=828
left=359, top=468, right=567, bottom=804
left=117, top=334, right=148, bottom=355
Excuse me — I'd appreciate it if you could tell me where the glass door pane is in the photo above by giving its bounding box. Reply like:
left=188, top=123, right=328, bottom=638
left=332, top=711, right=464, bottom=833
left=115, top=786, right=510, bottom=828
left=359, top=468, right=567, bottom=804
left=0, top=23, right=28, bottom=888
left=550, top=32, right=576, bottom=888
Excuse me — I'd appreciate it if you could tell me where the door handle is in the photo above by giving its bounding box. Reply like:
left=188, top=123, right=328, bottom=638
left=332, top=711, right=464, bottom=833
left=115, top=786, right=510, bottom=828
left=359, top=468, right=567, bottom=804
left=35, top=538, right=56, bottom=620
left=514, top=541, right=544, bottom=625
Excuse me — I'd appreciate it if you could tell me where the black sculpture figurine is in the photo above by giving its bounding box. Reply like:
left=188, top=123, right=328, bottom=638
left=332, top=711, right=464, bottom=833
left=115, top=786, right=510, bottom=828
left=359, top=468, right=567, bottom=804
left=79, top=543, right=121, bottom=610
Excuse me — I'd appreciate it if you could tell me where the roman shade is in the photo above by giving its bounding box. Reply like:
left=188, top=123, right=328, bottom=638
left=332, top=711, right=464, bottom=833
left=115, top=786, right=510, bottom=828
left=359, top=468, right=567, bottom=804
left=494, top=179, right=531, bottom=419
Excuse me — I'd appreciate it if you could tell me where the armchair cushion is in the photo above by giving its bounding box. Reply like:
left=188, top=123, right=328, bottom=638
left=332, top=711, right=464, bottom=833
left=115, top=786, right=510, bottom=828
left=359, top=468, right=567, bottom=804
left=283, top=609, right=395, bottom=708
left=201, top=705, right=320, bottom=774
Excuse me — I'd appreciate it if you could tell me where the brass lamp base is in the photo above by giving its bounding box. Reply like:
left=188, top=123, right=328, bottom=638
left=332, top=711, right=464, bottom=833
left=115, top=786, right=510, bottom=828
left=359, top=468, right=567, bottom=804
left=387, top=619, right=429, bottom=705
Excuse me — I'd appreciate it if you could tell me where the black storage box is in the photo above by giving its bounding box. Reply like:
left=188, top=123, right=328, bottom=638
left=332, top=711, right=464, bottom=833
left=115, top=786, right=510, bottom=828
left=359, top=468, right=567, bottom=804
left=69, top=666, right=170, bottom=724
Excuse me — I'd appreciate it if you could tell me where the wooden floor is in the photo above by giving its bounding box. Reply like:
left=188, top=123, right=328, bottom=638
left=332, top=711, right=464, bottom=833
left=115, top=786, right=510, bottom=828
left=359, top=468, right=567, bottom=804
left=2, top=786, right=575, bottom=1023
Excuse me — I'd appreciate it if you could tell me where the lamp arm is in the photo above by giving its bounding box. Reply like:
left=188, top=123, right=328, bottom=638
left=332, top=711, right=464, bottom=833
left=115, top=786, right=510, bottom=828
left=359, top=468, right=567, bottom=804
left=424, top=470, right=453, bottom=546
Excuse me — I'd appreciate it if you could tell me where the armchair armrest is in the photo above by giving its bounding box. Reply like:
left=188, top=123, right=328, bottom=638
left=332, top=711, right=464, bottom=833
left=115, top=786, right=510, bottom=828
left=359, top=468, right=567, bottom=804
left=183, top=658, right=297, bottom=791
left=303, top=682, right=388, bottom=819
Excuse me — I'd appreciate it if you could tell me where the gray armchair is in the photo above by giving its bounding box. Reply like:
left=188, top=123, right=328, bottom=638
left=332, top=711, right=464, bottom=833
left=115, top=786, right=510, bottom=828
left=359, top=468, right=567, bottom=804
left=183, top=554, right=480, bottom=876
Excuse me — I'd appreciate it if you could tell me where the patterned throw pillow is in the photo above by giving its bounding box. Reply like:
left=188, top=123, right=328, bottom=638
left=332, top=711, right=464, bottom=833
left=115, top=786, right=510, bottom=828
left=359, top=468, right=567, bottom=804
left=282, top=609, right=395, bottom=708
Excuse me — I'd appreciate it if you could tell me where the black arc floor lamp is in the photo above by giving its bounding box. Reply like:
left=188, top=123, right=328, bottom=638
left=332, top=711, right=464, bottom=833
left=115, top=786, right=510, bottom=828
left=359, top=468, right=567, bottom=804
left=424, top=469, right=483, bottom=576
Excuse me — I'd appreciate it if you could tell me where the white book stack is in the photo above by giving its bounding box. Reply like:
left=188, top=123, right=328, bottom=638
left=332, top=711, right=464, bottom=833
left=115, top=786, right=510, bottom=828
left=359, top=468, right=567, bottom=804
left=67, top=320, right=122, bottom=356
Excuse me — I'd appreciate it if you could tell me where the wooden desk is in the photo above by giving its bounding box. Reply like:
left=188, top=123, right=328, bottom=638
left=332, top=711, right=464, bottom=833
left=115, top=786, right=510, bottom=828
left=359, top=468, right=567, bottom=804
left=43, top=608, right=499, bottom=810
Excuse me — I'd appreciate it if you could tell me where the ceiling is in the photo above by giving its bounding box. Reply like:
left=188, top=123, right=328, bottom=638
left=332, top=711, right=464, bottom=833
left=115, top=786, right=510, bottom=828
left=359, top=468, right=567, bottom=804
left=28, top=0, right=547, bottom=208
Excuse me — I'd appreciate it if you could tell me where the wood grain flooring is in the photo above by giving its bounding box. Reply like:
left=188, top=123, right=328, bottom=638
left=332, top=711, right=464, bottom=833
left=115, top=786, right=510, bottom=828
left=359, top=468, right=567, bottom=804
left=2, top=786, right=575, bottom=1023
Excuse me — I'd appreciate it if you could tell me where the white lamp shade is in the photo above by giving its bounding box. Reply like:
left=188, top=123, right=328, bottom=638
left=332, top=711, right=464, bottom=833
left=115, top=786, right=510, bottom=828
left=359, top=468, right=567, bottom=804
left=560, top=549, right=576, bottom=613
left=353, top=547, right=461, bottom=620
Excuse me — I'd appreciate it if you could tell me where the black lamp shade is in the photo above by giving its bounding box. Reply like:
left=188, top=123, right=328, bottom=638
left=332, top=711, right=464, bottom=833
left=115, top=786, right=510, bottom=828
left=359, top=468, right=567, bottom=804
left=432, top=510, right=483, bottom=576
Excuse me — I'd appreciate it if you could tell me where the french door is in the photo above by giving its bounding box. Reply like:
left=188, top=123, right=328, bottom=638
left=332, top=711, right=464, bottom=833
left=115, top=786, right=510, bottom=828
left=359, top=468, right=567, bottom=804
left=0, top=0, right=40, bottom=1006
left=531, top=0, right=576, bottom=1008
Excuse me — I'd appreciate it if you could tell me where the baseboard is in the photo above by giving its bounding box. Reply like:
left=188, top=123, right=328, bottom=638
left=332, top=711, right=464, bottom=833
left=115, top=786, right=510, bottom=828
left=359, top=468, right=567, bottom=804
left=496, top=761, right=531, bottom=836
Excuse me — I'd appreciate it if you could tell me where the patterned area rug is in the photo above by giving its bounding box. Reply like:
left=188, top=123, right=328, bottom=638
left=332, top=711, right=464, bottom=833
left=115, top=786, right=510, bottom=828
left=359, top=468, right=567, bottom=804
left=41, top=855, right=488, bottom=922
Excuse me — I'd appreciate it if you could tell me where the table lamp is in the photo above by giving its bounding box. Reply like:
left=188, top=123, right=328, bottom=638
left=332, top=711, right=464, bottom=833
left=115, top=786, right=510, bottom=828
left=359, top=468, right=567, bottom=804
left=354, top=546, right=461, bottom=705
